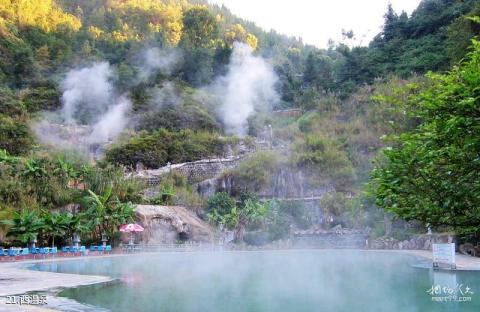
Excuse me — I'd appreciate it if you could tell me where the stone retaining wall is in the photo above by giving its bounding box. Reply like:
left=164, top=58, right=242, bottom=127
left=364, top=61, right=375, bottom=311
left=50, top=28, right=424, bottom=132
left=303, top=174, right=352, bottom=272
left=369, top=234, right=451, bottom=250
left=293, top=233, right=368, bottom=248
left=173, top=157, right=242, bottom=183
left=134, top=156, right=244, bottom=186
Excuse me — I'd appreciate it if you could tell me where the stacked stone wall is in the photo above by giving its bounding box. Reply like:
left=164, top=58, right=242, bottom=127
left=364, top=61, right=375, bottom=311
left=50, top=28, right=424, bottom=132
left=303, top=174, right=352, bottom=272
left=143, top=157, right=243, bottom=186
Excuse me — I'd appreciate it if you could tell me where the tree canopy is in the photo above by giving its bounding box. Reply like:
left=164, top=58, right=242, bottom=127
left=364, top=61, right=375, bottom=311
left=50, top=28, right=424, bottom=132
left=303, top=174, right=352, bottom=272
left=371, top=39, right=480, bottom=234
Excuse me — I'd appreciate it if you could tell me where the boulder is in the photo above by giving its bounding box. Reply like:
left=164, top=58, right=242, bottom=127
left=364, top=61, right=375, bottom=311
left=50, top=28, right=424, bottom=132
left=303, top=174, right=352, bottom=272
left=135, top=205, right=213, bottom=244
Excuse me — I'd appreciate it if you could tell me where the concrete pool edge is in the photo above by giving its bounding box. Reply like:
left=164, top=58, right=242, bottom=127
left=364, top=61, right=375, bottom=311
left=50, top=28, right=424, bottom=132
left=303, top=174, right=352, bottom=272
left=379, top=249, right=480, bottom=271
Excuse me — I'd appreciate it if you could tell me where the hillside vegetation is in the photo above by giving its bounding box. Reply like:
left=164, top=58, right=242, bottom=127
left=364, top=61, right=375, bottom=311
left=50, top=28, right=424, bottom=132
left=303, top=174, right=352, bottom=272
left=0, top=0, right=479, bottom=245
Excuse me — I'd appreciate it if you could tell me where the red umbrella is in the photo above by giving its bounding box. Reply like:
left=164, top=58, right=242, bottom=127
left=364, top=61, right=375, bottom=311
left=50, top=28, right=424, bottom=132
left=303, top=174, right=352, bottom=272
left=119, top=223, right=144, bottom=232
left=119, top=224, right=144, bottom=246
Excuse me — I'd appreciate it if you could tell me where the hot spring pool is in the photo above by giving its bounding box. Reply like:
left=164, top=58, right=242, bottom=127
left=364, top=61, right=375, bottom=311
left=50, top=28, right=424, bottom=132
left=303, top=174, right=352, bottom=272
left=31, top=250, right=480, bottom=312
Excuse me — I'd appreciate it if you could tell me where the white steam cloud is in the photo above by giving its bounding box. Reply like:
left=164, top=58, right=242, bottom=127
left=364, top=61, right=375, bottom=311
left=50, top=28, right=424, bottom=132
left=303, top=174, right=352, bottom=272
left=213, top=42, right=278, bottom=136
left=88, top=96, right=131, bottom=144
left=33, top=44, right=277, bottom=158
left=34, top=62, right=132, bottom=156
left=137, top=47, right=181, bottom=81
left=61, top=62, right=113, bottom=124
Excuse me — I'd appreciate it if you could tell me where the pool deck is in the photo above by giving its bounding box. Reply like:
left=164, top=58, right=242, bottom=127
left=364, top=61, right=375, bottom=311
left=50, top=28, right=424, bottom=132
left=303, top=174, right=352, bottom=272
left=0, top=255, right=123, bottom=312
left=0, top=249, right=480, bottom=311
left=0, top=256, right=121, bottom=296
left=397, top=249, right=480, bottom=270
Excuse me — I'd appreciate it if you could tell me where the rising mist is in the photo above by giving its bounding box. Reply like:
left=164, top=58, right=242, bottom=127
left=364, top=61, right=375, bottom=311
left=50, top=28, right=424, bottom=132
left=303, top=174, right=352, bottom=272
left=212, top=42, right=278, bottom=136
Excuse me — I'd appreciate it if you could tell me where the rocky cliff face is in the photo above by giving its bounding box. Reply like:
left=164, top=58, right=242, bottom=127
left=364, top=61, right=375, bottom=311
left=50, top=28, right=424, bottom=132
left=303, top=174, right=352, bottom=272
left=135, top=205, right=213, bottom=243
left=198, top=168, right=334, bottom=199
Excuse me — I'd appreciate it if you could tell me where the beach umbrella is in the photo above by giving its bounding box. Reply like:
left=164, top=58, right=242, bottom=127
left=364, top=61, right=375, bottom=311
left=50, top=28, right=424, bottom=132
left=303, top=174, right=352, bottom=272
left=119, top=223, right=144, bottom=232
left=119, top=223, right=144, bottom=245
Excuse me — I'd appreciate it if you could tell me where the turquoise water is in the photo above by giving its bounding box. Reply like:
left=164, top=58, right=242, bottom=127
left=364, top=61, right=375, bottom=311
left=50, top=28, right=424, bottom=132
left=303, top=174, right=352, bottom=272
left=31, top=250, right=480, bottom=312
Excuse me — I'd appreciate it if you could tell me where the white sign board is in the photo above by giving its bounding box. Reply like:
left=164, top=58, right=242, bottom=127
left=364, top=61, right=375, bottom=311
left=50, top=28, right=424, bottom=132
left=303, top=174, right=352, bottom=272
left=432, top=243, right=456, bottom=268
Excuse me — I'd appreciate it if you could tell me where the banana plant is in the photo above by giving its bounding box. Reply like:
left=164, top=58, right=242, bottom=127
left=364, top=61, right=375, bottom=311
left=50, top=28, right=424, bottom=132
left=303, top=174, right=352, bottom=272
left=23, top=159, right=47, bottom=179
left=81, top=185, right=135, bottom=243
left=64, top=212, right=89, bottom=245
left=0, top=149, right=19, bottom=165
left=54, top=157, right=79, bottom=181
left=2, top=209, right=45, bottom=244
left=42, top=211, right=70, bottom=247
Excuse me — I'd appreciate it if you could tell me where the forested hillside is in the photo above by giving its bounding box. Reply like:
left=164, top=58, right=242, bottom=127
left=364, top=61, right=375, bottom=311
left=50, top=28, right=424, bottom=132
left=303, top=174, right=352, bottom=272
left=0, top=0, right=479, bottom=246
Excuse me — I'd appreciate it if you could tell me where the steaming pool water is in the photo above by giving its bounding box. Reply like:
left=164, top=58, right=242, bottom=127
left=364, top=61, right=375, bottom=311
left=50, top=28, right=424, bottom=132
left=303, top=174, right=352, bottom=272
left=30, top=250, right=480, bottom=312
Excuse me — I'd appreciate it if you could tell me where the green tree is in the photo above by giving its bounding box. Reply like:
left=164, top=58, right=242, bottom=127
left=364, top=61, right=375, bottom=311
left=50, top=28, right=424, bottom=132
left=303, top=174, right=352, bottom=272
left=234, top=197, right=270, bottom=242
left=0, top=116, right=34, bottom=155
left=447, top=5, right=480, bottom=63
left=206, top=192, right=270, bottom=242
left=2, top=209, right=44, bottom=244
left=304, top=52, right=334, bottom=92
left=63, top=212, right=89, bottom=245
left=205, top=192, right=236, bottom=216
left=81, top=186, right=135, bottom=242
left=382, top=4, right=399, bottom=42
left=181, top=48, right=215, bottom=86
left=370, top=39, right=480, bottom=234
left=180, top=7, right=219, bottom=49
left=0, top=87, right=25, bottom=117
left=42, top=211, right=69, bottom=247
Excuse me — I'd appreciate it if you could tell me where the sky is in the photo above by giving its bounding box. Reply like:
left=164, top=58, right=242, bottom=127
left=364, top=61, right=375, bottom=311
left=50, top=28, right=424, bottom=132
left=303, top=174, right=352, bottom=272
left=208, top=0, right=422, bottom=48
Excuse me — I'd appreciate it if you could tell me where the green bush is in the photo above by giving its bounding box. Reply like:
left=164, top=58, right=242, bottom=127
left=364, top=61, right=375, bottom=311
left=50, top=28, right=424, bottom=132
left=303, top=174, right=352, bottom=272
left=370, top=39, right=480, bottom=234
left=227, top=151, right=282, bottom=193
left=292, top=134, right=356, bottom=191
left=22, top=86, right=61, bottom=112
left=0, top=115, right=34, bottom=155
left=135, top=85, right=221, bottom=133
left=320, top=192, right=350, bottom=217
left=105, top=129, right=235, bottom=168
left=0, top=87, right=25, bottom=117
left=297, top=112, right=319, bottom=133
left=205, top=192, right=236, bottom=216
left=82, top=164, right=144, bottom=204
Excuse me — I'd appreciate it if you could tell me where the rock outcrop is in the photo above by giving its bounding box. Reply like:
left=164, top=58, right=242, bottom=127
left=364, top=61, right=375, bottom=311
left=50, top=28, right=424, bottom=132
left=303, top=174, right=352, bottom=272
left=135, top=205, right=213, bottom=243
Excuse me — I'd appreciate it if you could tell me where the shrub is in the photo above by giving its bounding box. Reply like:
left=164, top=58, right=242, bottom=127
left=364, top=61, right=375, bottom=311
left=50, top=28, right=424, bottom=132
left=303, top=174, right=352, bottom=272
left=21, top=86, right=61, bottom=112
left=227, top=151, right=282, bottom=193
left=205, top=192, right=236, bottom=216
left=320, top=192, right=350, bottom=217
left=292, top=134, right=356, bottom=191
left=82, top=164, right=144, bottom=204
left=0, top=115, right=34, bottom=155
left=105, top=129, right=235, bottom=168
left=0, top=87, right=25, bottom=117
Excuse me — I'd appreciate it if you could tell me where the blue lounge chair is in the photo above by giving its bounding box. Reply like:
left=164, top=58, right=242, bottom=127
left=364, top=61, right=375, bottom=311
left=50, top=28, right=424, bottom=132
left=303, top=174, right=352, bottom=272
left=21, top=248, right=29, bottom=255
left=0, top=247, right=3, bottom=257
left=106, top=245, right=112, bottom=253
left=8, top=249, right=15, bottom=257
left=30, top=247, right=37, bottom=258
left=71, top=246, right=78, bottom=253
left=50, top=247, right=57, bottom=255
left=90, top=245, right=98, bottom=252
left=39, top=248, right=46, bottom=258
left=79, top=246, right=86, bottom=255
